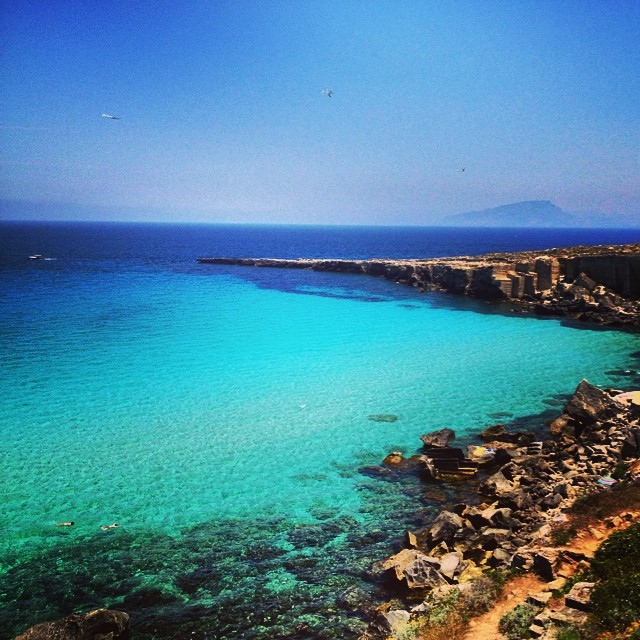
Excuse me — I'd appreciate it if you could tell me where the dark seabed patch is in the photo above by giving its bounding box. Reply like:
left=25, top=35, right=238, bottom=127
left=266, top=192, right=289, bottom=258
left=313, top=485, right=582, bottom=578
left=368, top=414, right=399, bottom=423
left=1, top=473, right=451, bottom=640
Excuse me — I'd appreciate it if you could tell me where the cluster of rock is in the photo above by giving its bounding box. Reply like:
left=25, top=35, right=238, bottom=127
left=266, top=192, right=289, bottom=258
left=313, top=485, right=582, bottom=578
left=360, top=380, right=640, bottom=639
left=15, top=609, right=129, bottom=640
left=197, top=242, right=640, bottom=327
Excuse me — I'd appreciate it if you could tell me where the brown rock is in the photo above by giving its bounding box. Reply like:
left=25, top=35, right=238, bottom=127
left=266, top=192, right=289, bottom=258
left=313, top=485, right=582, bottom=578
left=533, top=548, right=561, bottom=581
left=564, top=379, right=614, bottom=426
left=565, top=582, right=595, bottom=612
left=420, top=428, right=456, bottom=448
left=383, top=451, right=404, bottom=466
left=15, top=609, right=130, bottom=640
left=427, top=511, right=465, bottom=548
left=381, top=549, right=448, bottom=590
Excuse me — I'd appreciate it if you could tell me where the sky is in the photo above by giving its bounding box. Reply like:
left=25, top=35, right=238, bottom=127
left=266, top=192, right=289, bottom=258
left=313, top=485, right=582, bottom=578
left=1, top=0, right=639, bottom=225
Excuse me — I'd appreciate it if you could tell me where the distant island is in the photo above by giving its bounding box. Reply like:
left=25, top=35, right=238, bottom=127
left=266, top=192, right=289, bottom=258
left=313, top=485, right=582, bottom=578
left=441, top=200, right=640, bottom=228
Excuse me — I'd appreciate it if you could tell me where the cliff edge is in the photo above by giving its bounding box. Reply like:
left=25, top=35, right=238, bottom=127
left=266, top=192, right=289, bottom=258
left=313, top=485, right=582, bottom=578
left=198, top=243, right=640, bottom=327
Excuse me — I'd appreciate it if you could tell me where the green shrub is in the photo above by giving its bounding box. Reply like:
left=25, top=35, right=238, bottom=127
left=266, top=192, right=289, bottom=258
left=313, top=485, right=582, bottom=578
left=498, top=603, right=537, bottom=640
left=590, top=573, right=640, bottom=632
left=555, top=626, right=583, bottom=640
left=589, top=523, right=640, bottom=632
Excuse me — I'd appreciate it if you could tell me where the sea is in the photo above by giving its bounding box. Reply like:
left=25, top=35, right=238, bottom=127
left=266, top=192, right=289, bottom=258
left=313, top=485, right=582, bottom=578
left=1, top=221, right=640, bottom=639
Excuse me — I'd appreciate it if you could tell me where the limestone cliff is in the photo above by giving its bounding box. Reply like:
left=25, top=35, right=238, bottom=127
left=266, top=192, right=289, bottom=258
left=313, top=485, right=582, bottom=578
left=197, top=243, right=640, bottom=326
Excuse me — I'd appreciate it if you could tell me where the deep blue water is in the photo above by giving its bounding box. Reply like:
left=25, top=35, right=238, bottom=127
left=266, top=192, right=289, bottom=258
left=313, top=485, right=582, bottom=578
left=1, top=221, right=639, bottom=639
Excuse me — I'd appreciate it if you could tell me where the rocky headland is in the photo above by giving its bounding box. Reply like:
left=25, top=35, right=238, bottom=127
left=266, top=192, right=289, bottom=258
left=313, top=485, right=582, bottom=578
left=198, top=242, right=640, bottom=326
left=358, top=380, right=640, bottom=639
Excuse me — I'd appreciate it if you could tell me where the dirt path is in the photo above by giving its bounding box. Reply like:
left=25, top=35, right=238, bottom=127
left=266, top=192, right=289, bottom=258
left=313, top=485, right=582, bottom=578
left=462, top=514, right=635, bottom=640
left=464, top=573, right=547, bottom=640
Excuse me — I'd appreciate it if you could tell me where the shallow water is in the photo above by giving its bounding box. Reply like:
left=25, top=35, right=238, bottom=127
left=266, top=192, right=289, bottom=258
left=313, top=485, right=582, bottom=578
left=2, top=222, right=639, bottom=638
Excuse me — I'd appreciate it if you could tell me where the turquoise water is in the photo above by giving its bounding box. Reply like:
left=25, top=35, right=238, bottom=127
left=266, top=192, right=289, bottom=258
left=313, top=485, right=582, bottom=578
left=1, top=222, right=639, bottom=638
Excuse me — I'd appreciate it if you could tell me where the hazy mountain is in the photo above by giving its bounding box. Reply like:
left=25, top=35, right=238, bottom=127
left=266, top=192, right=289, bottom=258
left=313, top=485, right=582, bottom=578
left=446, top=200, right=574, bottom=227
left=444, top=200, right=640, bottom=228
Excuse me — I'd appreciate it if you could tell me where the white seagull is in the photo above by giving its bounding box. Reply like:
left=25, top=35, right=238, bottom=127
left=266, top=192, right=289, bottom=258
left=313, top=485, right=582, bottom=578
left=321, top=89, right=333, bottom=97
left=100, top=113, right=121, bottom=120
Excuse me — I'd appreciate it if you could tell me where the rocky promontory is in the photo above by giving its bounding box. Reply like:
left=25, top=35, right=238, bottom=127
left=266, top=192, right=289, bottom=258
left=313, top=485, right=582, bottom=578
left=198, top=242, right=640, bottom=326
left=359, top=380, right=640, bottom=639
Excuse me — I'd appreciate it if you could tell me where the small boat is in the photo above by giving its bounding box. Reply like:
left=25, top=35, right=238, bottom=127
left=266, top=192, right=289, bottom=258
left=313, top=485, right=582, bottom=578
left=29, top=254, right=43, bottom=260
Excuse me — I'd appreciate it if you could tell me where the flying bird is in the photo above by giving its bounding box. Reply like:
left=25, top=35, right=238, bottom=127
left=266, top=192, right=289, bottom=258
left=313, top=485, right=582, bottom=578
left=321, top=89, right=333, bottom=97
left=457, top=167, right=465, bottom=172
left=100, top=113, right=121, bottom=120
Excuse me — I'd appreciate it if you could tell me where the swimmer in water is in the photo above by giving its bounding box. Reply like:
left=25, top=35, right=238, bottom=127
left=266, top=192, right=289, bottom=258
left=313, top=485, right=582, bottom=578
left=100, top=522, right=119, bottom=530
left=55, top=521, right=75, bottom=527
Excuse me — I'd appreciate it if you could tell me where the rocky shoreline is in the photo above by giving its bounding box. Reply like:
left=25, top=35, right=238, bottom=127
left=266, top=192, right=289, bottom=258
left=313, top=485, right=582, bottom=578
left=198, top=242, right=640, bottom=327
left=16, top=379, right=640, bottom=640
left=359, top=380, right=640, bottom=639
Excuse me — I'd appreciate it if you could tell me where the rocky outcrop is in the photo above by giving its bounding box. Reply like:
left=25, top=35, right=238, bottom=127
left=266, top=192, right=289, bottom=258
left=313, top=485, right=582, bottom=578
left=198, top=243, right=640, bottom=326
left=15, top=609, right=130, bottom=640
left=359, top=378, right=640, bottom=638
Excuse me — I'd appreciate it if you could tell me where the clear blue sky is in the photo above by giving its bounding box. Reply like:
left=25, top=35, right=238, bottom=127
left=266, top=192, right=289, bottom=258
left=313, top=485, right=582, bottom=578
left=1, top=0, right=638, bottom=224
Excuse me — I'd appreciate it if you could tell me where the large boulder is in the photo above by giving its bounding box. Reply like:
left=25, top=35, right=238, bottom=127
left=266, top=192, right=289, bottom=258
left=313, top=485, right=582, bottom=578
left=15, top=609, right=130, bottom=640
left=427, top=510, right=465, bottom=548
left=565, top=582, right=595, bottom=612
left=563, top=380, right=614, bottom=426
left=478, top=470, right=515, bottom=499
left=420, top=428, right=456, bottom=448
left=380, top=549, right=448, bottom=590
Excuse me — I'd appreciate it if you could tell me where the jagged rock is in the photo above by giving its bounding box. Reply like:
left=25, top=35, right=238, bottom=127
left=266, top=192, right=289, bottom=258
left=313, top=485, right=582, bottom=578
left=480, top=424, right=510, bottom=441
left=565, top=582, right=594, bottom=612
left=479, top=470, right=515, bottom=498
left=420, top=428, right=456, bottom=448
left=489, top=548, right=511, bottom=567
left=416, top=455, right=439, bottom=481
left=549, top=414, right=575, bottom=438
left=533, top=548, right=561, bottom=581
left=564, top=380, right=614, bottom=427
left=496, top=488, right=533, bottom=511
left=405, top=530, right=419, bottom=549
left=573, top=272, right=597, bottom=291
left=477, top=528, right=512, bottom=551
left=527, top=591, right=553, bottom=607
left=463, top=506, right=512, bottom=530
left=427, top=511, right=464, bottom=548
left=512, top=548, right=535, bottom=570
left=438, top=552, right=462, bottom=581
left=380, top=549, right=447, bottom=590
left=15, top=609, right=130, bottom=640
left=481, top=507, right=513, bottom=528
